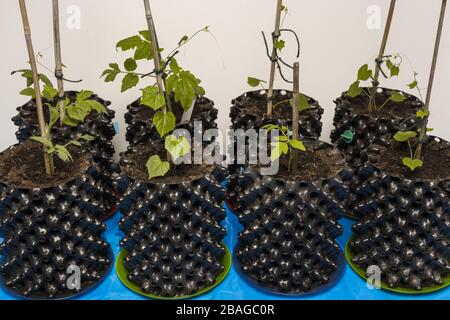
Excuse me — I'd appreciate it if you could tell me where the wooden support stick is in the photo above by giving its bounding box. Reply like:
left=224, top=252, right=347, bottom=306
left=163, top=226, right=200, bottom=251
left=267, top=0, right=284, bottom=117
left=52, top=0, right=65, bottom=125
left=416, top=0, right=447, bottom=159
left=368, top=0, right=396, bottom=112
left=143, top=0, right=167, bottom=113
left=18, top=0, right=53, bottom=175
left=291, top=62, right=300, bottom=175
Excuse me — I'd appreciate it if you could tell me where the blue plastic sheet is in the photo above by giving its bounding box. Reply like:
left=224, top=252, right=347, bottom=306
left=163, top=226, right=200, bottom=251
left=0, top=204, right=448, bottom=300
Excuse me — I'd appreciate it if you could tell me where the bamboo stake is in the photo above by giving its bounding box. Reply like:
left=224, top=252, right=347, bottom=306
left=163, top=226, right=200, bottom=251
left=143, top=0, right=167, bottom=113
left=267, top=0, right=284, bottom=117
left=415, top=0, right=447, bottom=159
left=368, top=0, right=396, bottom=113
left=18, top=0, right=53, bottom=175
left=52, top=0, right=65, bottom=125
left=291, top=62, right=300, bottom=175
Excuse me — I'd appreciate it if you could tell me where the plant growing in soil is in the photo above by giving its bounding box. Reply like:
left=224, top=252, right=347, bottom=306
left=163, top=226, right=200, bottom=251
left=246, top=0, right=307, bottom=117
left=102, top=1, right=210, bottom=179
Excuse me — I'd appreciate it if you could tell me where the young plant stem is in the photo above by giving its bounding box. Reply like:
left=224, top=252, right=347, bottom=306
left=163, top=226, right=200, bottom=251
left=291, top=62, right=300, bottom=175
left=368, top=0, right=396, bottom=113
left=18, top=0, right=54, bottom=175
left=267, top=0, right=284, bottom=117
left=52, top=0, right=65, bottom=126
left=415, top=0, right=447, bottom=160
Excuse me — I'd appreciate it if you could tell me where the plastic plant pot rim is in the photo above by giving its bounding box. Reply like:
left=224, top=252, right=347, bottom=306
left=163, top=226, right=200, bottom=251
left=232, top=244, right=346, bottom=297
left=18, top=90, right=111, bottom=128
left=0, top=143, right=93, bottom=190
left=115, top=244, right=232, bottom=300
left=337, top=86, right=421, bottom=119
left=0, top=248, right=114, bottom=300
left=232, top=89, right=322, bottom=114
left=366, top=136, right=450, bottom=184
left=115, top=248, right=231, bottom=301
left=345, top=238, right=450, bottom=295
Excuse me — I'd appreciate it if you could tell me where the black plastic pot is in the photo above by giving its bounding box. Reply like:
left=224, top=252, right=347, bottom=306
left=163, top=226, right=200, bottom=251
left=227, top=89, right=324, bottom=211
left=116, top=144, right=228, bottom=298
left=124, top=95, right=218, bottom=147
left=330, top=87, right=424, bottom=218
left=348, top=136, right=450, bottom=291
left=233, top=141, right=348, bottom=295
left=0, top=144, right=113, bottom=299
left=12, top=91, right=118, bottom=219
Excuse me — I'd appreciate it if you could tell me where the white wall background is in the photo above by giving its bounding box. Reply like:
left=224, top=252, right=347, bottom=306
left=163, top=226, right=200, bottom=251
left=1, top=0, right=449, bottom=155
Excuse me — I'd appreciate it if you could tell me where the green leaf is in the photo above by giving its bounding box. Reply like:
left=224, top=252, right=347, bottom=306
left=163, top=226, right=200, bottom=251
left=165, top=135, right=190, bottom=160
left=134, top=41, right=152, bottom=60
left=101, top=63, right=121, bottom=82
left=38, top=74, right=53, bottom=88
left=290, top=139, right=306, bottom=151
left=390, top=90, right=406, bottom=102
left=46, top=104, right=60, bottom=128
left=121, top=73, right=139, bottom=92
left=178, top=35, right=189, bottom=46
left=276, top=136, right=288, bottom=142
left=146, top=155, right=170, bottom=179
left=20, top=87, right=35, bottom=98
left=247, top=77, right=266, bottom=88
left=124, top=58, right=137, bottom=72
left=55, top=145, right=73, bottom=162
left=76, top=90, right=93, bottom=102
left=166, top=70, right=202, bottom=110
left=42, top=85, right=58, bottom=100
left=341, top=130, right=354, bottom=144
left=139, top=30, right=150, bottom=41
left=141, top=86, right=165, bottom=110
left=63, top=116, right=79, bottom=127
left=402, top=157, right=423, bottom=171
left=393, top=131, right=417, bottom=142
left=69, top=140, right=82, bottom=147
left=270, top=142, right=288, bottom=161
left=416, top=109, right=430, bottom=119
left=116, top=35, right=142, bottom=51
left=67, top=104, right=89, bottom=122
left=169, top=58, right=181, bottom=74
left=275, top=39, right=285, bottom=51
left=357, top=64, right=373, bottom=81
left=347, top=81, right=363, bottom=98
left=290, top=94, right=310, bottom=112
left=386, top=60, right=400, bottom=77
left=79, top=134, right=95, bottom=141
left=407, top=80, right=418, bottom=89
left=30, top=136, right=53, bottom=148
left=87, top=100, right=107, bottom=113
left=153, top=111, right=176, bottom=137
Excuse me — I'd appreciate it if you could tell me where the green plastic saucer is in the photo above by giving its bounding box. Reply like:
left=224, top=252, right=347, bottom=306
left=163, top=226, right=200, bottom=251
left=345, top=238, right=450, bottom=295
left=116, top=244, right=232, bottom=300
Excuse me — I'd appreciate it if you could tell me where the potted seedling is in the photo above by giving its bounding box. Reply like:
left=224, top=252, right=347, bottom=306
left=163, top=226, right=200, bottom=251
left=102, top=19, right=217, bottom=147
left=228, top=0, right=324, bottom=210
left=12, top=0, right=118, bottom=220
left=114, top=0, right=230, bottom=299
left=0, top=0, right=112, bottom=299
left=347, top=0, right=450, bottom=293
left=330, top=0, right=425, bottom=218
left=234, top=63, right=348, bottom=295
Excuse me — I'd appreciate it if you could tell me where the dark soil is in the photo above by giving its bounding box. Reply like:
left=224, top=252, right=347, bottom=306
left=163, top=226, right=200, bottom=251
left=0, top=141, right=91, bottom=189
left=133, top=95, right=208, bottom=124
left=375, top=137, right=450, bottom=181
left=122, top=143, right=215, bottom=184
left=237, top=90, right=314, bottom=119
left=343, top=88, right=421, bottom=118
